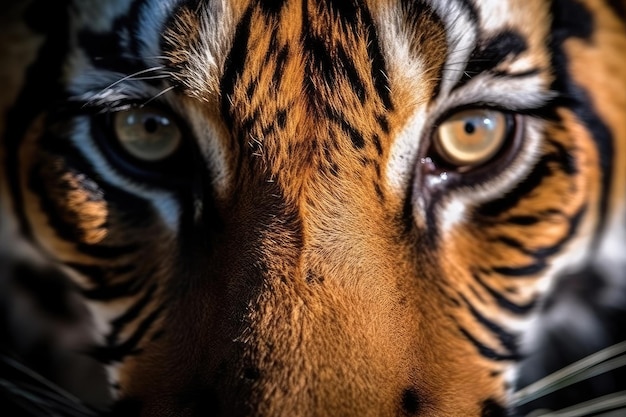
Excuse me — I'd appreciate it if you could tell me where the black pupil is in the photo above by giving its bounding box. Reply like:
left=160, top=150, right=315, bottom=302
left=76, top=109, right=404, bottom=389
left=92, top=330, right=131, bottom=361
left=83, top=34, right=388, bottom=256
left=144, top=117, right=159, bottom=133
left=464, top=121, right=476, bottom=134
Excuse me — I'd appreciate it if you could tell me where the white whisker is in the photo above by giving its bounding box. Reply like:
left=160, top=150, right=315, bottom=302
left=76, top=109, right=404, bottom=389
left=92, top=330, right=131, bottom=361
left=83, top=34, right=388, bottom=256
left=513, top=341, right=626, bottom=407
left=100, top=66, right=167, bottom=91
left=141, top=85, right=177, bottom=107
left=126, top=74, right=172, bottom=81
left=82, top=66, right=169, bottom=107
left=527, top=391, right=626, bottom=417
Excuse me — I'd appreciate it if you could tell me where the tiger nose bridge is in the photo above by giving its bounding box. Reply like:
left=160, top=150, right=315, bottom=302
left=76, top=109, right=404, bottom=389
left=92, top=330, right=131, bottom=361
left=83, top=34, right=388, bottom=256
left=239, top=193, right=410, bottom=413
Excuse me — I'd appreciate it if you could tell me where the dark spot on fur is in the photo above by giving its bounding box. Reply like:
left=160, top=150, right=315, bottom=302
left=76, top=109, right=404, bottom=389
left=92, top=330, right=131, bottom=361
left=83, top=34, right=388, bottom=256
left=401, top=388, right=421, bottom=415
left=481, top=398, right=507, bottom=417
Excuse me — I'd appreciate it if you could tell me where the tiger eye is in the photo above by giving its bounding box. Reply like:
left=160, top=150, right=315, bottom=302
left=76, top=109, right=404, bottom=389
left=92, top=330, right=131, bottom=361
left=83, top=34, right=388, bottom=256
left=113, top=107, right=182, bottom=162
left=435, top=109, right=507, bottom=167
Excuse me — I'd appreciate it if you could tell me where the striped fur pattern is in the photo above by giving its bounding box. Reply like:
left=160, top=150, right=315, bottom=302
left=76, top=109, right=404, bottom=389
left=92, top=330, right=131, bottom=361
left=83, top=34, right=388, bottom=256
left=1, top=0, right=625, bottom=416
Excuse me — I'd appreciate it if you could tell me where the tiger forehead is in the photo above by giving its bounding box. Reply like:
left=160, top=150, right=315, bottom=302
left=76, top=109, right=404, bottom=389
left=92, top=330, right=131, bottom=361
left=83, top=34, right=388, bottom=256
left=163, top=0, right=447, bottom=105
left=163, top=0, right=448, bottom=192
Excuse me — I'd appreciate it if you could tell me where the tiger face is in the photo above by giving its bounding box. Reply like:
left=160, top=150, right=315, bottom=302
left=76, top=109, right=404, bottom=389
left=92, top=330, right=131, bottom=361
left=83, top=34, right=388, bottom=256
left=2, top=0, right=626, bottom=416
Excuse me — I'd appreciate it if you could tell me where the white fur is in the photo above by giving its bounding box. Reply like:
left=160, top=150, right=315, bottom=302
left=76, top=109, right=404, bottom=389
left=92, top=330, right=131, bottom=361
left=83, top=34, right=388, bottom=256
left=430, top=0, right=479, bottom=95
left=472, top=0, right=514, bottom=34
left=385, top=110, right=429, bottom=195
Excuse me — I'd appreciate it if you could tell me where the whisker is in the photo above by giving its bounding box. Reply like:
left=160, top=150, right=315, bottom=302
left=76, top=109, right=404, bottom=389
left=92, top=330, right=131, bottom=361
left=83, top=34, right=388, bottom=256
left=526, top=391, right=626, bottom=417
left=0, top=354, right=96, bottom=415
left=513, top=341, right=626, bottom=407
left=141, top=85, right=177, bottom=106
left=125, top=74, right=172, bottom=81
left=82, top=66, right=169, bottom=107
left=101, top=66, right=167, bottom=91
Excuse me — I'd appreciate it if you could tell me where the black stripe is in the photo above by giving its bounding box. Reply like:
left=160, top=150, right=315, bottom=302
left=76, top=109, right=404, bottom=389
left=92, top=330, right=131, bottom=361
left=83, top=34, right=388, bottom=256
left=263, top=28, right=280, bottom=65
left=276, top=108, right=288, bottom=129
left=473, top=272, right=536, bottom=315
left=259, top=0, right=288, bottom=15
left=301, top=0, right=392, bottom=114
left=272, top=45, right=290, bottom=89
left=454, top=30, right=528, bottom=91
left=220, top=6, right=254, bottom=129
left=303, top=34, right=339, bottom=97
left=376, top=114, right=390, bottom=134
left=90, top=306, right=164, bottom=364
left=324, top=104, right=366, bottom=149
left=460, top=294, right=519, bottom=357
left=497, top=207, right=585, bottom=259
left=361, top=4, right=394, bottom=110
left=492, top=261, right=547, bottom=277
left=317, top=0, right=360, bottom=24
left=475, top=155, right=557, bottom=218
left=80, top=263, right=156, bottom=301
left=490, top=206, right=585, bottom=278
left=106, top=284, right=158, bottom=345
left=81, top=278, right=144, bottom=301
left=458, top=327, right=518, bottom=361
left=549, top=0, right=614, bottom=242
left=505, top=215, right=540, bottom=226
left=336, top=43, right=368, bottom=104
left=65, top=262, right=136, bottom=287
left=372, top=134, right=383, bottom=156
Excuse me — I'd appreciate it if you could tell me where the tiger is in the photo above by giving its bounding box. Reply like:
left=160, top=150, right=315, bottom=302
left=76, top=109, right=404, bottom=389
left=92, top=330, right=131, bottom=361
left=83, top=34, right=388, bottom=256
left=1, top=0, right=625, bottom=416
